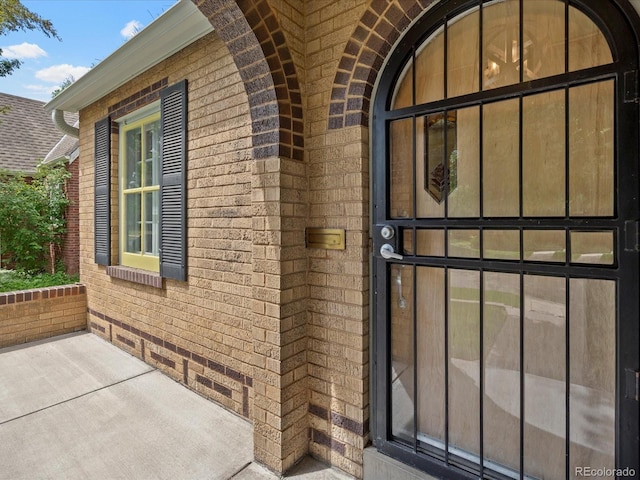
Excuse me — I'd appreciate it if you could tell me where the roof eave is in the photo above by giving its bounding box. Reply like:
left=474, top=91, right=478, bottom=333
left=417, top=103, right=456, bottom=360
left=44, top=0, right=213, bottom=114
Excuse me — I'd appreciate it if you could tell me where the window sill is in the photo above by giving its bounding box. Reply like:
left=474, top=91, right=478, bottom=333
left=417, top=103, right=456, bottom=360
left=106, top=266, right=163, bottom=288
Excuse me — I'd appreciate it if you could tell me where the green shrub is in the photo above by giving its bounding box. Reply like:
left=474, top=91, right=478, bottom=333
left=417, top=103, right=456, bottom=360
left=0, top=161, right=70, bottom=273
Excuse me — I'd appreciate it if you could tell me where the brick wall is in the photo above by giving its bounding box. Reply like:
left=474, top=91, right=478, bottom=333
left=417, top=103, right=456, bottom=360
left=0, top=284, right=86, bottom=349
left=79, top=32, right=256, bottom=419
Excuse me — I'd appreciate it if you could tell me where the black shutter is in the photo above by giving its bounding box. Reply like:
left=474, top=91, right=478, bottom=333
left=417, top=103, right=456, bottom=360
left=160, top=80, right=187, bottom=280
left=94, top=117, right=111, bottom=266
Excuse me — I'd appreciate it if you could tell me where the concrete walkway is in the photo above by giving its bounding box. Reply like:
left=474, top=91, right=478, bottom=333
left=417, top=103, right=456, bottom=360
left=0, top=332, right=353, bottom=480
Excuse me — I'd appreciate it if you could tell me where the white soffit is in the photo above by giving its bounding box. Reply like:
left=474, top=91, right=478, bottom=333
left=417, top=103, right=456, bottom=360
left=44, top=0, right=213, bottom=113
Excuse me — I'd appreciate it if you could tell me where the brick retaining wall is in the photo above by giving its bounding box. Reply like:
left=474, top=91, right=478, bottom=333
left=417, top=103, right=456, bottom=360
left=0, top=284, right=87, bottom=349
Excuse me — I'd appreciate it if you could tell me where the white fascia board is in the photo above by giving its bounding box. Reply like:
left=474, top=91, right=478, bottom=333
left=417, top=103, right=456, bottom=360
left=44, top=0, right=213, bottom=113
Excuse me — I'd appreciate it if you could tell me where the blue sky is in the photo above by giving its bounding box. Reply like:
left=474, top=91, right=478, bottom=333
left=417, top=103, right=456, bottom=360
left=1, top=0, right=177, bottom=101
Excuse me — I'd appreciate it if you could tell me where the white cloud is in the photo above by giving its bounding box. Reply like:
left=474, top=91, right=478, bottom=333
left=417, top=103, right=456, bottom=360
left=35, top=64, right=90, bottom=83
left=1, top=42, right=47, bottom=59
left=121, top=20, right=143, bottom=40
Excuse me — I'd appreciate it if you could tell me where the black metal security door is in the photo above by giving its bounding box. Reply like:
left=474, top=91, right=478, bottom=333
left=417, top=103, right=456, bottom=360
left=371, top=1, right=640, bottom=478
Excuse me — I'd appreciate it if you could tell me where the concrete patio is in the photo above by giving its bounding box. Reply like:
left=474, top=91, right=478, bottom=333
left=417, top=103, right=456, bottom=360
left=0, top=332, right=353, bottom=480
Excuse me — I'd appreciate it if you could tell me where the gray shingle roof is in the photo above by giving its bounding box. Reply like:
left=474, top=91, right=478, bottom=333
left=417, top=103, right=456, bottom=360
left=0, top=92, right=78, bottom=174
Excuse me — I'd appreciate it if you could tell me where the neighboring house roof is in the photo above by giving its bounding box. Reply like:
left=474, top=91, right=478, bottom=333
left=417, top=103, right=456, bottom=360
left=44, top=0, right=213, bottom=114
left=0, top=92, right=78, bottom=174
left=43, top=120, right=80, bottom=165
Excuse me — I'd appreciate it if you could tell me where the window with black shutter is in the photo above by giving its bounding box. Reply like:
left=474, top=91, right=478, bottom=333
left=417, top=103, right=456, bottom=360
left=93, top=79, right=187, bottom=281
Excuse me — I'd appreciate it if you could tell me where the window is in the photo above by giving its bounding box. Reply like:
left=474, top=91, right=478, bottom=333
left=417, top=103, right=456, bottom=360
left=94, top=79, right=187, bottom=281
left=120, top=111, right=161, bottom=271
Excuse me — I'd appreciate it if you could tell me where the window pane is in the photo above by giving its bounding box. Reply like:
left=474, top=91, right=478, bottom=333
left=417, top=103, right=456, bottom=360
left=448, top=229, right=479, bottom=258
left=126, top=127, right=142, bottom=189
left=483, top=229, right=520, bottom=260
left=523, top=230, right=565, bottom=262
left=448, top=269, right=480, bottom=460
left=391, top=265, right=415, bottom=443
left=125, top=193, right=141, bottom=254
left=569, top=81, right=614, bottom=217
left=144, top=120, right=161, bottom=187
left=483, top=99, right=520, bottom=217
left=523, top=0, right=565, bottom=81
left=523, top=90, right=565, bottom=217
left=417, top=267, right=446, bottom=450
left=524, top=275, right=566, bottom=480
left=415, top=26, right=444, bottom=105
left=483, top=272, right=520, bottom=474
left=569, top=6, right=612, bottom=71
left=144, top=191, right=159, bottom=256
left=449, top=106, right=479, bottom=218
left=569, top=279, right=615, bottom=477
left=570, top=231, right=614, bottom=265
left=392, top=58, right=413, bottom=110
left=390, top=118, right=414, bottom=218
left=447, top=8, right=479, bottom=98
left=483, top=0, right=520, bottom=90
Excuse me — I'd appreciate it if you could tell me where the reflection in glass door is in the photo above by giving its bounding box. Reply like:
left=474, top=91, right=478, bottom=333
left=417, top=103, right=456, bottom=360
left=373, top=1, right=639, bottom=478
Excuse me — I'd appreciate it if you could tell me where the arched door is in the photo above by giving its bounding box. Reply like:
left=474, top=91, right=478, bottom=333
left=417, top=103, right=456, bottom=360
left=372, top=1, right=640, bottom=478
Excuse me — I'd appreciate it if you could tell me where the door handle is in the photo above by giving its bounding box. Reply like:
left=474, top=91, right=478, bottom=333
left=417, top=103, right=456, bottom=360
left=380, top=243, right=403, bottom=260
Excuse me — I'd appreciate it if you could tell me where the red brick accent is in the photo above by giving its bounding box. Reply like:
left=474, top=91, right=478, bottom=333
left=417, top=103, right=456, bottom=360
left=193, top=0, right=303, bottom=160
left=328, top=0, right=437, bottom=129
left=62, top=159, right=79, bottom=275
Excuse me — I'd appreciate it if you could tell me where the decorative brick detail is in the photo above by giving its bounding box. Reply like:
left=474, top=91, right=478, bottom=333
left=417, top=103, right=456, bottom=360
left=193, top=0, right=303, bottom=160
left=328, top=0, right=436, bottom=129
left=106, top=266, right=163, bottom=288
left=108, top=78, right=168, bottom=119
left=87, top=308, right=254, bottom=400
left=310, top=428, right=346, bottom=456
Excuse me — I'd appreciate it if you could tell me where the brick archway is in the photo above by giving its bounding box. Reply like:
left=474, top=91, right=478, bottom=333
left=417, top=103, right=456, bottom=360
left=193, top=0, right=303, bottom=160
left=328, top=0, right=436, bottom=130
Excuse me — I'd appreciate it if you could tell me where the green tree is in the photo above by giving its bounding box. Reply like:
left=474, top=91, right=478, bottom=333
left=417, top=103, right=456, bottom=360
left=0, top=161, right=71, bottom=273
left=0, top=0, right=59, bottom=78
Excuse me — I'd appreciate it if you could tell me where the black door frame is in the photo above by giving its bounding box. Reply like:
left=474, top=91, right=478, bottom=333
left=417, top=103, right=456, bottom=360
left=371, top=1, right=640, bottom=478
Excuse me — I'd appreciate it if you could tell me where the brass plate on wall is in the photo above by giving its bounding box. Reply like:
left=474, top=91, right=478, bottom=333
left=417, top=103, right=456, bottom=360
left=306, top=228, right=346, bottom=250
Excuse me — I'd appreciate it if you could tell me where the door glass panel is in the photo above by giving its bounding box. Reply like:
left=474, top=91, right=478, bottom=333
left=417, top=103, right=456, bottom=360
left=415, top=27, right=445, bottom=105
left=447, top=8, right=479, bottom=98
left=569, top=81, right=614, bottom=217
left=449, top=106, right=480, bottom=217
left=417, top=267, right=446, bottom=448
left=391, top=265, right=415, bottom=442
left=523, top=0, right=565, bottom=81
left=392, top=58, right=413, bottom=110
left=483, top=0, right=520, bottom=90
left=448, top=229, right=480, bottom=258
left=483, top=99, right=520, bottom=217
left=570, top=231, right=614, bottom=265
left=422, top=112, right=457, bottom=213
left=523, top=90, right=565, bottom=217
left=569, top=6, right=613, bottom=72
left=416, top=229, right=445, bottom=257
left=569, top=279, right=615, bottom=477
left=523, top=230, right=565, bottom=263
left=484, top=229, right=520, bottom=260
left=483, top=272, right=520, bottom=474
left=523, top=275, right=566, bottom=480
left=448, top=269, right=480, bottom=459
left=417, top=115, right=445, bottom=218
left=402, top=228, right=414, bottom=255
left=390, top=118, right=414, bottom=218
